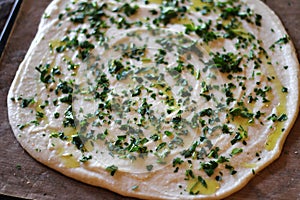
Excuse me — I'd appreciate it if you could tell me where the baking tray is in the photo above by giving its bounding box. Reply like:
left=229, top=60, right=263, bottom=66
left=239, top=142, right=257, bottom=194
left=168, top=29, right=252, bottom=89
left=0, top=0, right=299, bottom=199
left=0, top=0, right=23, bottom=58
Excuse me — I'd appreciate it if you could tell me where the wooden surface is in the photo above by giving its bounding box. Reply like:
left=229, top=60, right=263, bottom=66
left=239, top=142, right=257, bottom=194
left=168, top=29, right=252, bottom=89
left=0, top=0, right=299, bottom=199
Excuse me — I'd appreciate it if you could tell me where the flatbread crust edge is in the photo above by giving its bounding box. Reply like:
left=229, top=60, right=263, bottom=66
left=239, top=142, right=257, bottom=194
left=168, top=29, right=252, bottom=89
left=7, top=0, right=300, bottom=199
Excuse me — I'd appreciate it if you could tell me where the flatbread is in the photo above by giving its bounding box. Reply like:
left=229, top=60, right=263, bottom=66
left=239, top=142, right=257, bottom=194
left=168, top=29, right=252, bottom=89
left=7, top=0, right=299, bottom=199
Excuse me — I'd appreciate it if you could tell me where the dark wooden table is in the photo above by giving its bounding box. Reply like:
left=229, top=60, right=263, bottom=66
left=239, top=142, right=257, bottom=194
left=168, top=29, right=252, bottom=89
left=0, top=0, right=299, bottom=199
